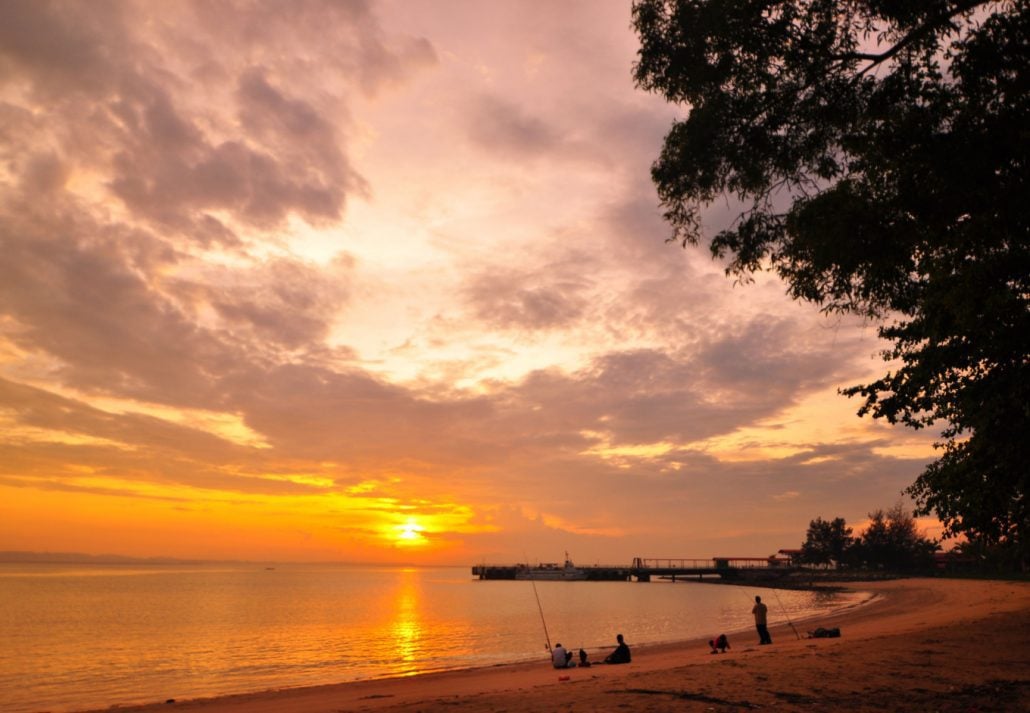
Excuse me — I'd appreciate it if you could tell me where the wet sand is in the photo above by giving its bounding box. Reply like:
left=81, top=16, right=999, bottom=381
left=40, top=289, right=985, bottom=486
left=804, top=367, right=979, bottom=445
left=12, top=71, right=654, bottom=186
left=82, top=577, right=1030, bottom=712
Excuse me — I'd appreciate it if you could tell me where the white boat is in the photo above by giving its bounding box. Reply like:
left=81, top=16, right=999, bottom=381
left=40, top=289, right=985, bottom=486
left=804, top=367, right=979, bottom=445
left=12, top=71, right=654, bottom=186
left=515, top=552, right=587, bottom=581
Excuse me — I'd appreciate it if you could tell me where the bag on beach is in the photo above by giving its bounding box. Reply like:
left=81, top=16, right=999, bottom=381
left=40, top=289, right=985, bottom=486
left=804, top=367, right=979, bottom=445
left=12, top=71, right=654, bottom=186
left=809, top=627, right=841, bottom=638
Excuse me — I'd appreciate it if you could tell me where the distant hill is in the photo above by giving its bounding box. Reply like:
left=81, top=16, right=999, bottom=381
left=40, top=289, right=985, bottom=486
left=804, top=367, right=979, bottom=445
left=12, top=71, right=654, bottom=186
left=0, top=552, right=446, bottom=567
left=0, top=551, right=207, bottom=565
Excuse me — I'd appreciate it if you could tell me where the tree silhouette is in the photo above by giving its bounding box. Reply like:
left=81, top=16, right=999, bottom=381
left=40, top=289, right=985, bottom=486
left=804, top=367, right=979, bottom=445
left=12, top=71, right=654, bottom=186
left=634, top=0, right=1029, bottom=569
left=851, top=504, right=938, bottom=571
left=801, top=516, right=854, bottom=568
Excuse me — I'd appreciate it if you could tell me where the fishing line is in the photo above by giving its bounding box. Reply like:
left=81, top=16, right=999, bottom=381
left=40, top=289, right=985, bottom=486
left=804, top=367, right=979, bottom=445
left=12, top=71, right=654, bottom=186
left=530, top=577, right=552, bottom=651
left=739, top=587, right=801, bottom=641
left=770, top=587, right=802, bottom=640
left=525, top=553, right=552, bottom=651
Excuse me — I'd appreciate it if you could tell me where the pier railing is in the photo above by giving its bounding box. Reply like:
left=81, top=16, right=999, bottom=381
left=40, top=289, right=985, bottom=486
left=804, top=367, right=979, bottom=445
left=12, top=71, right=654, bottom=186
left=473, top=556, right=797, bottom=581
left=632, top=558, right=713, bottom=570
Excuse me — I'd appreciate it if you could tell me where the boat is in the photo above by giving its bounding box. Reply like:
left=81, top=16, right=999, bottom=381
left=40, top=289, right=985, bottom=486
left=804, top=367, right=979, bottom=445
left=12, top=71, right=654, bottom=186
left=515, top=552, right=587, bottom=581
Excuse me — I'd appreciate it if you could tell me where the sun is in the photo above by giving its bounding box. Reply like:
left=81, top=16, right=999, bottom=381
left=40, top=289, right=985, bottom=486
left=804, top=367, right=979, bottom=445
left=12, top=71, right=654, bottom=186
left=394, top=518, right=427, bottom=546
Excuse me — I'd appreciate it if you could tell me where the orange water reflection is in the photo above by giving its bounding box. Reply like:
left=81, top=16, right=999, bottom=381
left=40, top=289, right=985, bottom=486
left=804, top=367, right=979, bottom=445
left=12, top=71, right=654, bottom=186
left=389, top=568, right=424, bottom=673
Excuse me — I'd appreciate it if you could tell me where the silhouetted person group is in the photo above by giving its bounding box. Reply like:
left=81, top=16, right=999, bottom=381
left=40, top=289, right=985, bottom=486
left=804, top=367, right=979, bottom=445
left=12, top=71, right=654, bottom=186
left=553, top=633, right=631, bottom=670
left=548, top=596, right=778, bottom=673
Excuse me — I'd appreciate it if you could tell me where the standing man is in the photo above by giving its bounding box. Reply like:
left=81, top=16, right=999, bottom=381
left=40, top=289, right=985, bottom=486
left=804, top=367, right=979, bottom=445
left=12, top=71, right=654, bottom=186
left=752, top=595, right=772, bottom=645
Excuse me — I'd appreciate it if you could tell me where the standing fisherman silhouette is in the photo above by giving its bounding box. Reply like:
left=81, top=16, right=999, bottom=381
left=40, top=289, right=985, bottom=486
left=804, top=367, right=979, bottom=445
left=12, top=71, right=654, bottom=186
left=752, top=595, right=772, bottom=645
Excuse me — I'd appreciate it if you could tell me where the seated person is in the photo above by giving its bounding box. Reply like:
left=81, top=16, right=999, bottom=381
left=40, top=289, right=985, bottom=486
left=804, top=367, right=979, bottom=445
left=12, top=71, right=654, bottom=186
left=551, top=643, right=575, bottom=669
left=604, top=633, right=631, bottom=664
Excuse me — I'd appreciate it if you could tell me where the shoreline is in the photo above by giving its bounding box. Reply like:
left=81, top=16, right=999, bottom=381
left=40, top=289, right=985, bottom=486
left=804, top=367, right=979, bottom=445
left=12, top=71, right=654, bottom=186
left=78, top=576, right=1030, bottom=713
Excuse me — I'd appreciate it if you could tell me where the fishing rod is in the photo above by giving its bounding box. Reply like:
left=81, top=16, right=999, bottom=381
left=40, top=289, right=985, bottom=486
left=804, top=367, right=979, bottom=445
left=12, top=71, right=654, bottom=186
left=770, top=587, right=802, bottom=640
left=739, top=587, right=801, bottom=641
left=525, top=553, right=552, bottom=651
left=531, top=577, right=552, bottom=651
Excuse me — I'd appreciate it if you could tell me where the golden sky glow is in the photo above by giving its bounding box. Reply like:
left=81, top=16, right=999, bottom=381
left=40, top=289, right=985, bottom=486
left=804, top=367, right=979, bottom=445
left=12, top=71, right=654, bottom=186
left=0, top=0, right=942, bottom=565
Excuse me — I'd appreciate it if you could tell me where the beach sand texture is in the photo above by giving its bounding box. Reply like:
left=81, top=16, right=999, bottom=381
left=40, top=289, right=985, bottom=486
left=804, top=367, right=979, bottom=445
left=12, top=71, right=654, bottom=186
left=82, top=577, right=1030, bottom=713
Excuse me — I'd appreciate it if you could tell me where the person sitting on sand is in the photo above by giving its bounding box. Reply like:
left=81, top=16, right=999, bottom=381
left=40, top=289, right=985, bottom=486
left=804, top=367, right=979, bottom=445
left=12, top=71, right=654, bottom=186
left=551, top=643, right=574, bottom=669
left=578, top=648, right=591, bottom=667
left=708, top=633, right=730, bottom=654
left=604, top=633, right=631, bottom=664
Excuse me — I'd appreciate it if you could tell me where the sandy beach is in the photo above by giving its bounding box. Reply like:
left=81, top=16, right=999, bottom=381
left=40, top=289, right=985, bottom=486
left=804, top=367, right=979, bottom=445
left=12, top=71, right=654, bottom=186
left=83, top=577, right=1030, bottom=713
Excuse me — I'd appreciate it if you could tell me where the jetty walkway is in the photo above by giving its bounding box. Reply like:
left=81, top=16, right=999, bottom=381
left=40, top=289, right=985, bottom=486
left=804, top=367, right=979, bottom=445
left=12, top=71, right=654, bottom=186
left=472, top=556, right=800, bottom=582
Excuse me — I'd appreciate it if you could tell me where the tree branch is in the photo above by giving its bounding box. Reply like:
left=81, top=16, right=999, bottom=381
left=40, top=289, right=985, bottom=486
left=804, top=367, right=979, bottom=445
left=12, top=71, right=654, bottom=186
left=830, top=0, right=993, bottom=77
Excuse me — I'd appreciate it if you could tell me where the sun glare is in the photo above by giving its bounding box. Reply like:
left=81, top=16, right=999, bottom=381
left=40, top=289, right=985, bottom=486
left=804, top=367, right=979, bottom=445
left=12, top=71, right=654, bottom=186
left=394, top=518, right=427, bottom=546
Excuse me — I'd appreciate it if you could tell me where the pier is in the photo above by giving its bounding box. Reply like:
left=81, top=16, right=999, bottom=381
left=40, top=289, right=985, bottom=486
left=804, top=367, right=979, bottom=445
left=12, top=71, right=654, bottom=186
left=472, top=555, right=798, bottom=582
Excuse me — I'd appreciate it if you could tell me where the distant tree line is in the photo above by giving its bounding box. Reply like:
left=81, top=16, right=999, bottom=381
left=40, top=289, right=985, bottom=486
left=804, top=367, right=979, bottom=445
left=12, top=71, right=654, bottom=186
left=800, top=504, right=1028, bottom=574
left=800, top=504, right=938, bottom=572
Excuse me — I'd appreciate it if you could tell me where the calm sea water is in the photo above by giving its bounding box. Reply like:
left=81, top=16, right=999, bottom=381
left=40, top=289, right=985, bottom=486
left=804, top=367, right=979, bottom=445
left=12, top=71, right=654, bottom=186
left=0, top=563, right=868, bottom=713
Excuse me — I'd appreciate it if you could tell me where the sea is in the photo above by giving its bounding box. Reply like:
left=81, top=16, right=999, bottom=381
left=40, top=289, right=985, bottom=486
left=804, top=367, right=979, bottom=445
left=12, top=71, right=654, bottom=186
left=0, top=562, right=871, bottom=713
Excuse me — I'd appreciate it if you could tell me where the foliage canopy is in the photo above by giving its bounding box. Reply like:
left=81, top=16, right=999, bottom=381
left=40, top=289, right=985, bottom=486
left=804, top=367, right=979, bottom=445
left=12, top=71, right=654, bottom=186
left=849, top=504, right=939, bottom=570
left=801, top=516, right=854, bottom=567
left=633, top=0, right=1029, bottom=568
left=802, top=508, right=937, bottom=571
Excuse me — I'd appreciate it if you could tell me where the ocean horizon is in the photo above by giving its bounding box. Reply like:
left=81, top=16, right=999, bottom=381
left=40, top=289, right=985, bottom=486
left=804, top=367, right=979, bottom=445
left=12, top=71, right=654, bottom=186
left=0, top=562, right=869, bottom=713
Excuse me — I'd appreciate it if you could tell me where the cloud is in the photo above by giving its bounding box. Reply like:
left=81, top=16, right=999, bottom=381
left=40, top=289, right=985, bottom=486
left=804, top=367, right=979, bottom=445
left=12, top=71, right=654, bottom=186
left=19, top=151, right=71, bottom=195
left=465, top=93, right=562, bottom=157
left=0, top=0, right=930, bottom=562
left=0, top=0, right=436, bottom=241
left=0, top=474, right=196, bottom=503
left=0, top=0, right=439, bottom=407
left=184, top=0, right=438, bottom=96
left=0, top=199, right=224, bottom=405
left=696, top=317, right=846, bottom=397
left=182, top=255, right=354, bottom=350
left=110, top=133, right=351, bottom=230
left=462, top=265, right=590, bottom=331
left=0, top=0, right=130, bottom=96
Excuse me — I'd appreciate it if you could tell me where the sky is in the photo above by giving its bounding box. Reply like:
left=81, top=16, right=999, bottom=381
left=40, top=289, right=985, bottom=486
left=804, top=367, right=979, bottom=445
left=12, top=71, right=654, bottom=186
left=0, top=0, right=942, bottom=565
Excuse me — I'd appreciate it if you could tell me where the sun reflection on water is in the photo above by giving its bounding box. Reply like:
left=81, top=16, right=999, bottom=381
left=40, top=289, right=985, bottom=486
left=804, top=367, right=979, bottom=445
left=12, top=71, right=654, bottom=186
left=389, top=568, right=424, bottom=673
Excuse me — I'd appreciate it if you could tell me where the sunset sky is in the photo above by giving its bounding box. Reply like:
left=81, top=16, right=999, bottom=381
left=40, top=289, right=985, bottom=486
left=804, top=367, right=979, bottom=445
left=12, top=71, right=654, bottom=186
left=0, top=0, right=942, bottom=565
